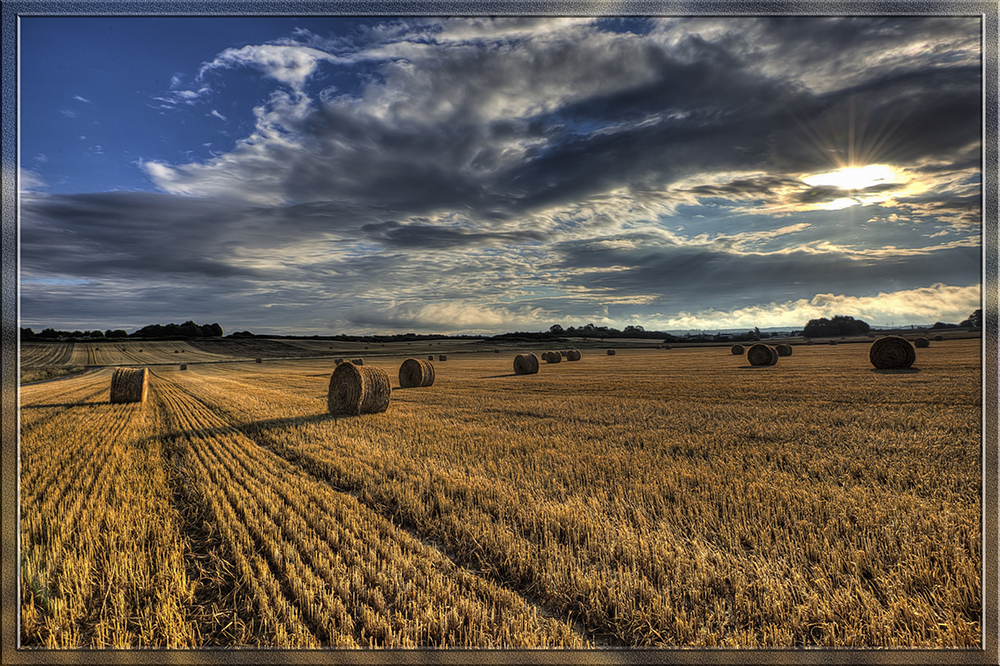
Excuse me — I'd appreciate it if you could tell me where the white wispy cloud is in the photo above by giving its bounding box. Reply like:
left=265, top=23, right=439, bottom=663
left=654, top=283, right=981, bottom=330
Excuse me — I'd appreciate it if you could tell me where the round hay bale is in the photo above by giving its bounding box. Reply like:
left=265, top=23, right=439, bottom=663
left=428, top=355, right=434, bottom=361
left=328, top=363, right=391, bottom=415
left=607, top=349, right=616, bottom=356
left=664, top=344, right=672, bottom=349
left=560, top=350, right=568, bottom=357
left=179, top=364, right=187, bottom=371
left=566, top=349, right=582, bottom=361
left=255, top=357, right=262, bottom=363
left=934, top=335, right=944, bottom=342
left=747, top=344, right=778, bottom=366
left=545, top=351, right=562, bottom=364
left=495, top=349, right=500, bottom=353
left=656, top=345, right=662, bottom=349
left=335, top=357, right=344, bottom=365
left=438, top=354, right=447, bottom=361
left=174, top=349, right=179, bottom=353
left=731, top=344, right=745, bottom=355
left=398, top=358, right=435, bottom=388
left=869, top=336, right=916, bottom=369
left=829, top=340, right=838, bottom=345
left=806, top=339, right=814, bottom=345
left=513, top=353, right=539, bottom=375
left=352, top=358, right=364, bottom=365
left=776, top=344, right=793, bottom=357
left=914, top=337, right=930, bottom=348
left=110, top=367, right=149, bottom=404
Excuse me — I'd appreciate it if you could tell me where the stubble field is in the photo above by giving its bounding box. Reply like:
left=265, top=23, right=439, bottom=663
left=19, top=338, right=983, bottom=648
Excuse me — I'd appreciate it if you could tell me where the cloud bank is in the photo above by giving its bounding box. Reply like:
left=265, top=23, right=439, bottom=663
left=21, top=16, right=982, bottom=334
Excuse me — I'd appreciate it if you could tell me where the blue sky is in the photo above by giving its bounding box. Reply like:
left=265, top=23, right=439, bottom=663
left=19, top=15, right=982, bottom=335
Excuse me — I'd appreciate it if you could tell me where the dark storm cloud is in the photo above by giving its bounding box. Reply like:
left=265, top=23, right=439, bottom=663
left=22, top=16, right=983, bottom=334
left=360, top=220, right=546, bottom=249
left=554, top=241, right=981, bottom=309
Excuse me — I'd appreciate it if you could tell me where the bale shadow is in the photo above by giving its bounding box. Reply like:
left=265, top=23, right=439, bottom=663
left=479, top=373, right=519, bottom=379
left=736, top=365, right=778, bottom=370
left=153, top=411, right=342, bottom=445
left=21, top=401, right=108, bottom=409
left=871, top=367, right=921, bottom=374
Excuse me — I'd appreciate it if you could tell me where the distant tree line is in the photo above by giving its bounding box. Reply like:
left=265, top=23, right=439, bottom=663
left=21, top=321, right=223, bottom=341
left=802, top=315, right=871, bottom=338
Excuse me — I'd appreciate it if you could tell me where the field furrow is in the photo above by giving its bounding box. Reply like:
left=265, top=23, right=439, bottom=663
left=153, top=371, right=585, bottom=647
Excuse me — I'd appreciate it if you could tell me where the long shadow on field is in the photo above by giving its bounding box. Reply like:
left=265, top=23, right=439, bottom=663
left=478, top=373, right=519, bottom=379
left=21, top=401, right=108, bottom=409
left=154, top=412, right=342, bottom=444
left=871, top=367, right=922, bottom=374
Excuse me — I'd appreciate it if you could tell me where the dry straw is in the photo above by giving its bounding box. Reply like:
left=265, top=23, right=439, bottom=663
left=607, top=349, right=616, bottom=356
left=398, top=358, right=435, bottom=388
left=110, top=367, right=149, bottom=404
left=869, top=336, right=916, bottom=369
left=328, top=363, right=391, bottom=415
left=545, top=351, right=562, bottom=363
left=914, top=337, right=930, bottom=348
left=438, top=354, right=447, bottom=361
left=731, top=344, right=745, bottom=355
left=513, top=353, right=540, bottom=375
left=776, top=344, right=793, bottom=357
left=567, top=349, right=582, bottom=361
left=747, top=344, right=778, bottom=366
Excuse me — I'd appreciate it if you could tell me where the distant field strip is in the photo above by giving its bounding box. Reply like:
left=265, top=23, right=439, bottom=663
left=19, top=341, right=982, bottom=647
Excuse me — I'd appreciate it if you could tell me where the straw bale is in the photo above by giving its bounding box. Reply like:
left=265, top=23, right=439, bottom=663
left=607, top=349, right=616, bottom=356
left=513, top=353, right=539, bottom=375
left=731, top=344, right=745, bottom=355
left=179, top=364, right=187, bottom=371
left=914, top=337, right=930, bottom=348
left=747, top=344, right=778, bottom=366
left=934, top=335, right=944, bottom=342
left=398, top=358, right=435, bottom=388
left=869, top=336, right=916, bottom=369
left=438, top=355, right=447, bottom=361
left=328, top=363, right=391, bottom=415
left=110, top=367, right=149, bottom=404
left=566, top=349, right=582, bottom=361
left=351, top=358, right=364, bottom=365
left=255, top=357, right=262, bottom=363
left=776, top=344, right=793, bottom=357
left=545, top=351, right=562, bottom=364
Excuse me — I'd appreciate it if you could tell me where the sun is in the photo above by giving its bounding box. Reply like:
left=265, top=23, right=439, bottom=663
left=799, top=164, right=907, bottom=210
left=801, top=164, right=898, bottom=190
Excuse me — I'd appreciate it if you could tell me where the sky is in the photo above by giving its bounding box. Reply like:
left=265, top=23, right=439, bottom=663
left=18, top=15, right=983, bottom=336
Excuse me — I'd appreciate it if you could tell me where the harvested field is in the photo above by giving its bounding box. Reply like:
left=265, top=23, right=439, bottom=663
left=19, top=340, right=984, bottom=648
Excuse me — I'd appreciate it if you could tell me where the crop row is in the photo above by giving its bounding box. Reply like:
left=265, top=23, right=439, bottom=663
left=153, top=373, right=584, bottom=647
left=171, top=348, right=982, bottom=647
left=20, top=370, right=194, bottom=646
